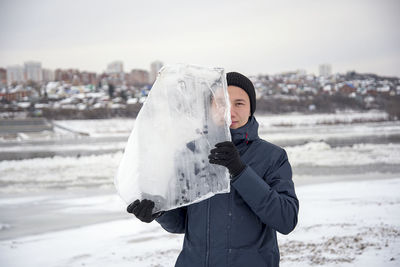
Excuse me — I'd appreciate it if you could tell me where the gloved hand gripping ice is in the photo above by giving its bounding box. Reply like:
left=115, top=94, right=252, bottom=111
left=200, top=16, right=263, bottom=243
left=127, top=199, right=164, bottom=223
left=209, top=141, right=246, bottom=178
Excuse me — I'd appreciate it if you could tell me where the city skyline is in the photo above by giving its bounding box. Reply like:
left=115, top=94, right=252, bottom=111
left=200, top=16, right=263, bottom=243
left=1, top=59, right=162, bottom=86
left=1, top=0, right=399, bottom=77
left=3, top=60, right=397, bottom=79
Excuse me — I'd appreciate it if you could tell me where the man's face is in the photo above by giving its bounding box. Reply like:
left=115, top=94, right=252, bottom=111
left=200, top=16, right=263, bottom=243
left=228, top=85, right=251, bottom=129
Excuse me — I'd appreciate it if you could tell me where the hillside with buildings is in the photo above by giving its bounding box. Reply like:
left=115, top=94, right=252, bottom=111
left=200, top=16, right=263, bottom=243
left=0, top=62, right=399, bottom=120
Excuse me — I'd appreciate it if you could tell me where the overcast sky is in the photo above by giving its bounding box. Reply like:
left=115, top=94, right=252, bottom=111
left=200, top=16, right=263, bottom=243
left=1, top=0, right=399, bottom=77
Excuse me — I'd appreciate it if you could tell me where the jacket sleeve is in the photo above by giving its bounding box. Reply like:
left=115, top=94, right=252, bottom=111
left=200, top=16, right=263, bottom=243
left=231, top=149, right=299, bottom=235
left=155, top=206, right=187, bottom=234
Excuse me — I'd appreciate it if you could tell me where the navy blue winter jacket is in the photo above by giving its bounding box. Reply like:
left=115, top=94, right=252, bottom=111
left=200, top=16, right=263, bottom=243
left=156, top=116, right=299, bottom=267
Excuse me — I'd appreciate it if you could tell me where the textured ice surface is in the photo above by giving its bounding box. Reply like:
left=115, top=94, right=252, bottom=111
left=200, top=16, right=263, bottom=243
left=115, top=64, right=231, bottom=213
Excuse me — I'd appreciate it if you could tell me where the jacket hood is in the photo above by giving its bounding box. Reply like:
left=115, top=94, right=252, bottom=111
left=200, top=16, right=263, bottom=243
left=230, top=116, right=259, bottom=147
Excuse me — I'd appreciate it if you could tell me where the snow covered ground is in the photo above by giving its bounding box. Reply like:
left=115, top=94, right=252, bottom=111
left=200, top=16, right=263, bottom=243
left=0, top=178, right=399, bottom=267
left=279, top=178, right=400, bottom=267
left=0, top=110, right=400, bottom=266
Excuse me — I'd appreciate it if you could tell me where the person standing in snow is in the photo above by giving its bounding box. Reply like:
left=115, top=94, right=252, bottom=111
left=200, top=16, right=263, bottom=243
left=127, top=72, right=299, bottom=267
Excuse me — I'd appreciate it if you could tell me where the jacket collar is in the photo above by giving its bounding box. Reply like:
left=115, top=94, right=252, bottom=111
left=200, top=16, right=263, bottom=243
left=230, top=116, right=259, bottom=146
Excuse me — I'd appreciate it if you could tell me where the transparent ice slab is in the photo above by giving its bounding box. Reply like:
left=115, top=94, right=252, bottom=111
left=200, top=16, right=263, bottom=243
left=115, top=64, right=231, bottom=213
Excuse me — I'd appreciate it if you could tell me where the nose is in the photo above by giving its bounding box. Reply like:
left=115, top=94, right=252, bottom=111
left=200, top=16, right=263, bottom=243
left=230, top=106, right=236, bottom=117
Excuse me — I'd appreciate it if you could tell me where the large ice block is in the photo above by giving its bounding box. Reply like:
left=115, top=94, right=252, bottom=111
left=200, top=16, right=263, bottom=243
left=115, top=64, right=231, bottom=213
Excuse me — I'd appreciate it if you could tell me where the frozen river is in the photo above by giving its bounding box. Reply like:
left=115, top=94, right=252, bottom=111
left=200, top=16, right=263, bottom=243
left=1, top=111, right=400, bottom=194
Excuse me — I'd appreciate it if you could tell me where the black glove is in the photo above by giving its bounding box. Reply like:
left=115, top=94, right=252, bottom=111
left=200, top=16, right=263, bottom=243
left=127, top=199, right=163, bottom=223
left=208, top=141, right=246, bottom=178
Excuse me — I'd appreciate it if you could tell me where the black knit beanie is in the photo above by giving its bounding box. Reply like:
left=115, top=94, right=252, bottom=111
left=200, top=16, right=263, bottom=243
left=226, top=72, right=256, bottom=116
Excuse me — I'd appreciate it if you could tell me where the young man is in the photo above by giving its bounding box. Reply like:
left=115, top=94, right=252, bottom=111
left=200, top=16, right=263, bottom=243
left=127, top=72, right=299, bottom=267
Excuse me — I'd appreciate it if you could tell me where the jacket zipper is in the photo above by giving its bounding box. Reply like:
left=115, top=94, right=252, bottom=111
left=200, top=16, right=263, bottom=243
left=227, top=190, right=233, bottom=265
left=205, top=199, right=211, bottom=267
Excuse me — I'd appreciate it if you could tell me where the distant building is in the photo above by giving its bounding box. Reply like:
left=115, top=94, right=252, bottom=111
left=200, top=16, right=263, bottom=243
left=107, top=61, right=124, bottom=74
left=339, top=83, right=357, bottom=94
left=129, top=69, right=149, bottom=86
left=0, top=68, right=6, bottom=87
left=319, top=64, right=332, bottom=77
left=150, top=60, right=163, bottom=83
left=24, top=61, right=43, bottom=82
left=55, top=69, right=80, bottom=83
left=80, top=71, right=97, bottom=85
left=42, top=69, right=55, bottom=83
left=107, top=61, right=124, bottom=85
left=6, top=65, right=24, bottom=86
left=72, top=74, right=81, bottom=86
left=0, top=87, right=31, bottom=102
